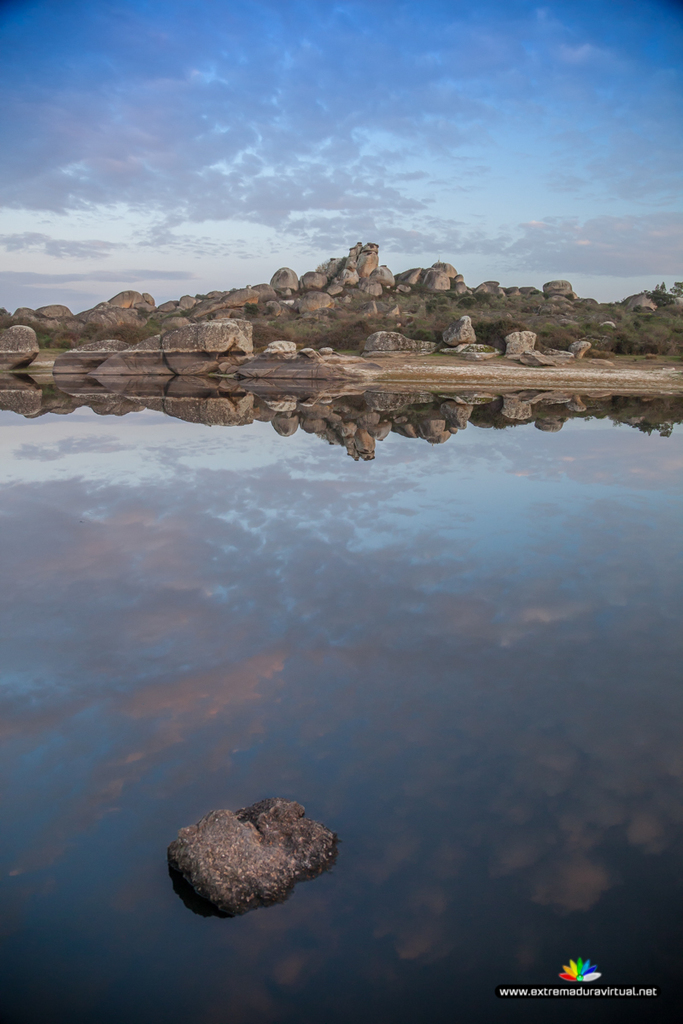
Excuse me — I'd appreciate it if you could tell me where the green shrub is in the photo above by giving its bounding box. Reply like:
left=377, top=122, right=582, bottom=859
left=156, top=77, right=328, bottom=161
left=291, top=318, right=370, bottom=353
left=475, top=318, right=528, bottom=349
left=425, top=295, right=451, bottom=314
left=537, top=322, right=583, bottom=350
left=647, top=283, right=675, bottom=307
left=251, top=322, right=296, bottom=349
left=405, top=326, right=438, bottom=343
left=87, top=321, right=161, bottom=346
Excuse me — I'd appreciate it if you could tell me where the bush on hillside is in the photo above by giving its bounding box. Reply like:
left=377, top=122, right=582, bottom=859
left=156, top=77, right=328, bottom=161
left=474, top=318, right=528, bottom=350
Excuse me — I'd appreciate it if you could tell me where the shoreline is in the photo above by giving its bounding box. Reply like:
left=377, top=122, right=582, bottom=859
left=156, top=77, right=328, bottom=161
left=8, top=351, right=683, bottom=397
left=347, top=355, right=683, bottom=394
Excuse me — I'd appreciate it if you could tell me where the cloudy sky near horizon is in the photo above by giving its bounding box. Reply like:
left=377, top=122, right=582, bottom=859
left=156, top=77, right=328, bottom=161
left=0, top=0, right=681, bottom=311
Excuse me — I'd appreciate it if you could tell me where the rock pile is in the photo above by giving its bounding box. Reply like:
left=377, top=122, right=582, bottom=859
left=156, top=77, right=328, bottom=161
left=6, top=240, right=677, bottom=376
left=4, top=241, right=590, bottom=350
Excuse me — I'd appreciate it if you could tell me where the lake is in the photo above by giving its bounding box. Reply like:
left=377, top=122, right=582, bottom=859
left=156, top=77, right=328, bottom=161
left=1, top=378, right=682, bottom=1023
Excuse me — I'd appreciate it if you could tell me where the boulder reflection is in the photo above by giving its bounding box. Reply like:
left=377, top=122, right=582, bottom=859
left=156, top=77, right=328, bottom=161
left=1, top=373, right=680, bottom=456
left=169, top=866, right=231, bottom=918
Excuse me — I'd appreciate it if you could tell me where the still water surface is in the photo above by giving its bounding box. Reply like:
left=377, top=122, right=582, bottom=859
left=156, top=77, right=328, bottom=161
left=1, top=387, right=682, bottom=1023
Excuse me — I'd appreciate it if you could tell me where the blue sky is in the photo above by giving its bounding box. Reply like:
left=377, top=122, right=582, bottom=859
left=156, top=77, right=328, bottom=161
left=0, top=0, right=681, bottom=309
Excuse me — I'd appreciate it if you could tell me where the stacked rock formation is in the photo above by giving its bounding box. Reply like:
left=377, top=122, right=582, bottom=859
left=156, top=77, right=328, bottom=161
left=4, top=238, right=673, bottom=377
left=1, top=241, right=575, bottom=346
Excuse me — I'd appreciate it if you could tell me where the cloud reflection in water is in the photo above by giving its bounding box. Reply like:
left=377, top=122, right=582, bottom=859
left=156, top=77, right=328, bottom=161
left=0, top=405, right=681, bottom=1023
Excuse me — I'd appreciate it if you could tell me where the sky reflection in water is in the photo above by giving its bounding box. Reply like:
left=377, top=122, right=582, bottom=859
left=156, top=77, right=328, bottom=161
left=0, top=402, right=682, bottom=1024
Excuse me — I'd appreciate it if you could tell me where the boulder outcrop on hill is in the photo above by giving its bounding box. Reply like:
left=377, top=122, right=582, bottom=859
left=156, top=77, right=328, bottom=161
left=36, top=304, right=73, bottom=319
left=432, top=262, right=457, bottom=278
left=356, top=243, right=379, bottom=278
left=270, top=268, right=300, bottom=293
left=395, top=268, right=423, bottom=286
left=297, top=291, right=335, bottom=312
left=474, top=281, right=505, bottom=297
left=107, top=290, right=156, bottom=309
left=358, top=279, right=383, bottom=297
left=625, top=292, right=657, bottom=312
left=543, top=280, right=576, bottom=300
left=193, top=288, right=260, bottom=318
left=6, top=239, right=678, bottom=371
left=423, top=269, right=451, bottom=291
left=75, top=302, right=144, bottom=329
left=369, top=266, right=395, bottom=288
left=300, top=272, right=327, bottom=291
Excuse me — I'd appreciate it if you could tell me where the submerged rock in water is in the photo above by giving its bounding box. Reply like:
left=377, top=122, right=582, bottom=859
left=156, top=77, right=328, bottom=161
left=167, top=798, right=338, bottom=916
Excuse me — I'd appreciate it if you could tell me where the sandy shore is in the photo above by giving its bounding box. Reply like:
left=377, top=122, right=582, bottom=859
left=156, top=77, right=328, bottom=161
left=356, top=355, right=683, bottom=394
left=18, top=350, right=683, bottom=396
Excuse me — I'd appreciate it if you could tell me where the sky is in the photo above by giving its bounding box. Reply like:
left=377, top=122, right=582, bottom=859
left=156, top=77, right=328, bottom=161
left=0, top=0, right=681, bottom=311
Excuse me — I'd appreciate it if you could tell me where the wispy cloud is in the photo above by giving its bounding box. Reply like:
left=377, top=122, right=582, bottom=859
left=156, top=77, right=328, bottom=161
left=0, top=233, right=119, bottom=259
left=0, top=1, right=680, bottom=223
left=499, top=213, right=683, bottom=276
left=0, top=0, right=680, bottom=285
left=0, top=268, right=196, bottom=285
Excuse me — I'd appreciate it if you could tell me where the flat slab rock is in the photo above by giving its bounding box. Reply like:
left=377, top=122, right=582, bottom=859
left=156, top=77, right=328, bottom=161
left=167, top=798, right=338, bottom=916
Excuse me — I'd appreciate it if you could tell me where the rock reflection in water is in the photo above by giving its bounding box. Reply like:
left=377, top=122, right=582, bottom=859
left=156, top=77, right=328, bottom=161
left=168, top=866, right=231, bottom=918
left=1, top=373, right=681, bottom=456
left=0, top=391, right=681, bottom=1024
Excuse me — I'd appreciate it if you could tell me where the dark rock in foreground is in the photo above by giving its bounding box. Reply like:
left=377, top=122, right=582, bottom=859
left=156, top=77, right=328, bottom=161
left=167, top=798, right=338, bottom=916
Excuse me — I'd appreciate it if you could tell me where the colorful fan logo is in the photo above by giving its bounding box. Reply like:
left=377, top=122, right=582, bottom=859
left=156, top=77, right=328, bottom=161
left=559, top=958, right=601, bottom=982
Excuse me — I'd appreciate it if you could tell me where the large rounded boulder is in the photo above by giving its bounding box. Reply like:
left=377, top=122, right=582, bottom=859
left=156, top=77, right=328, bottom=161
left=300, top=271, right=327, bottom=291
left=297, top=291, right=335, bottom=313
left=35, top=304, right=73, bottom=318
left=443, top=316, right=476, bottom=346
left=431, top=261, right=457, bottom=278
left=270, top=268, right=300, bottom=293
left=0, top=325, right=40, bottom=370
left=358, top=279, right=383, bottom=297
left=107, top=290, right=144, bottom=308
left=369, top=266, right=395, bottom=288
left=625, top=292, right=657, bottom=312
left=543, top=280, right=575, bottom=299
left=423, top=269, right=451, bottom=291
